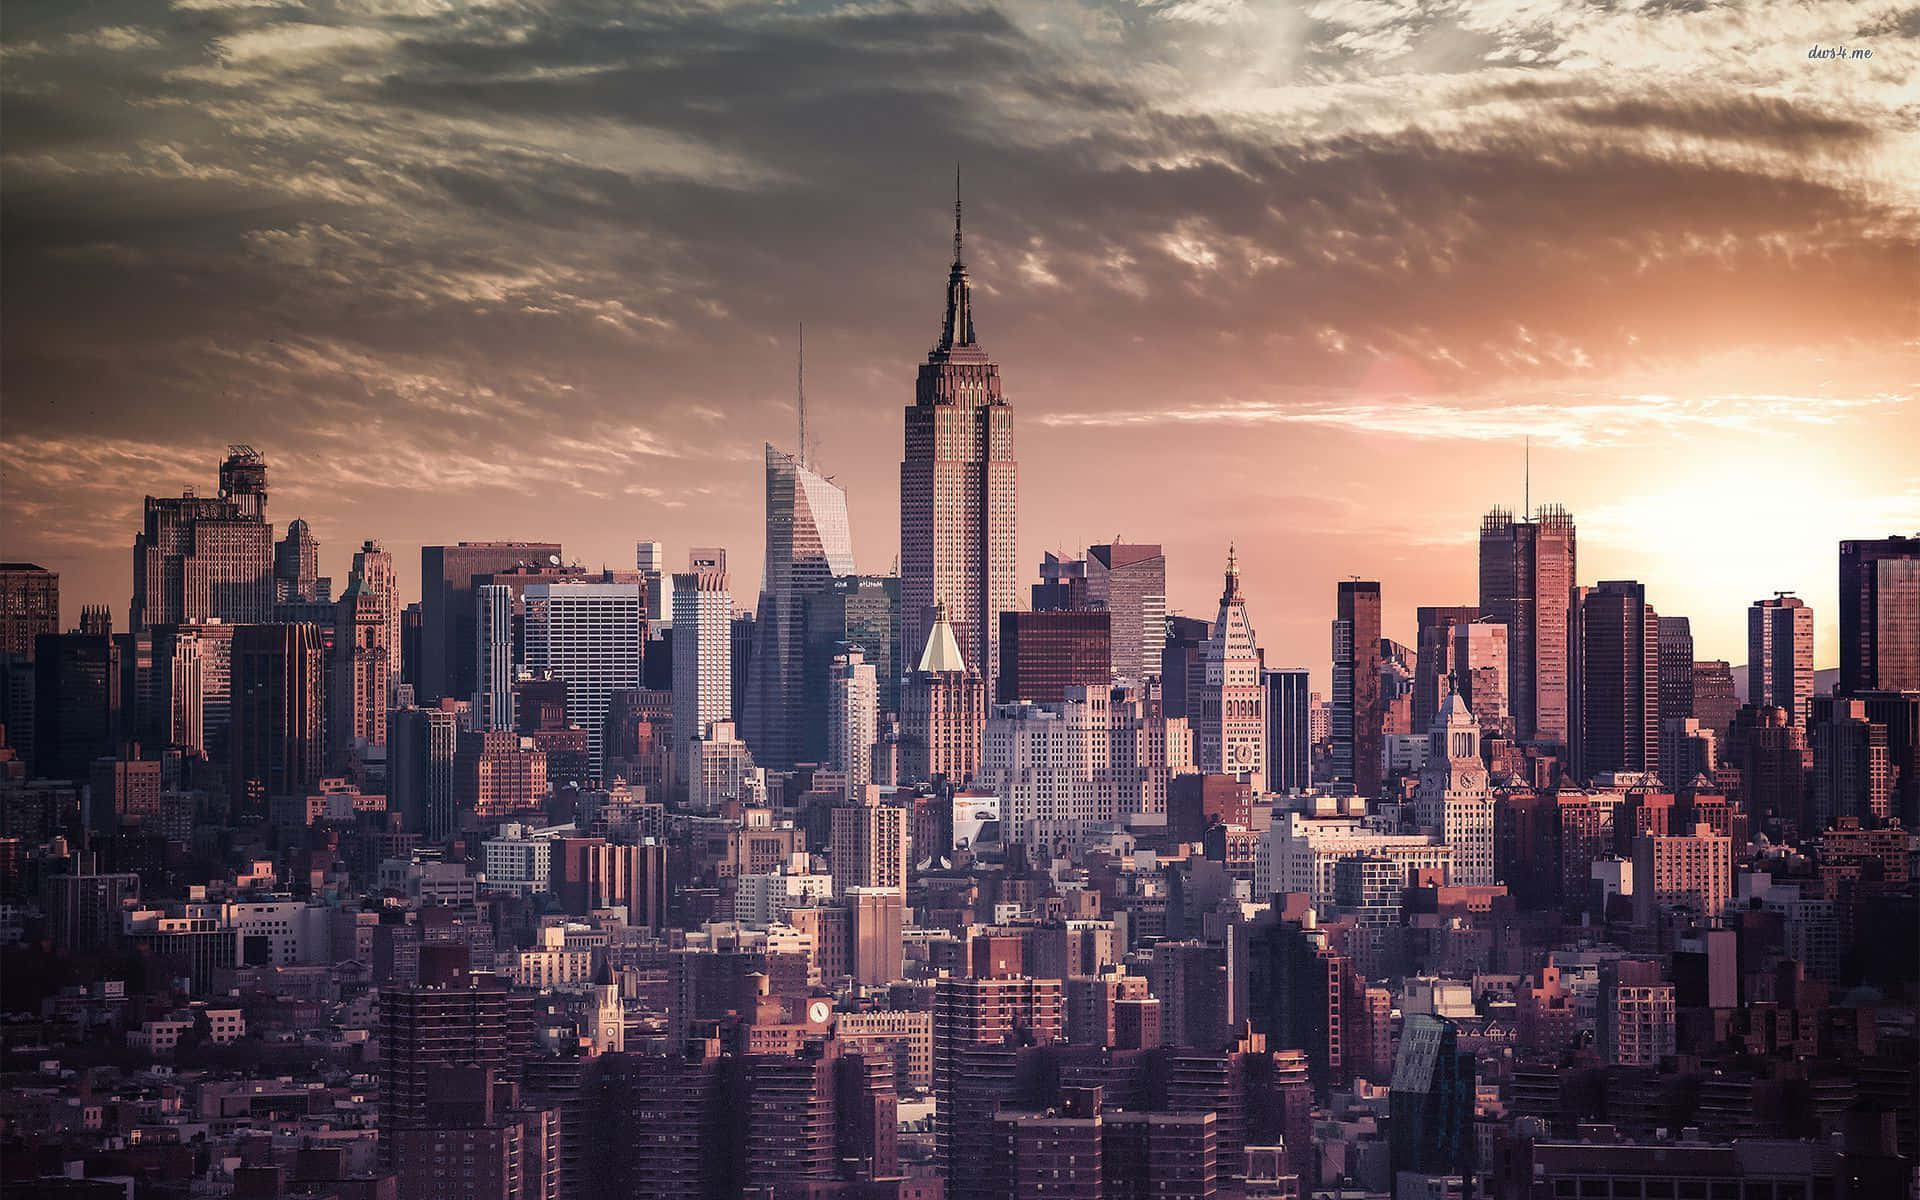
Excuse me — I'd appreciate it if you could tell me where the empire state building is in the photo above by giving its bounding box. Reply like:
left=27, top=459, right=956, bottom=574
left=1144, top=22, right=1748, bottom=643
left=900, top=183, right=1018, bottom=690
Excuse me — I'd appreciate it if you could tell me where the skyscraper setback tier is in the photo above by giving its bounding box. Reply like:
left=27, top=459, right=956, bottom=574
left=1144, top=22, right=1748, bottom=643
left=744, top=443, right=856, bottom=770
left=131, top=447, right=275, bottom=633
left=1839, top=535, right=1920, bottom=695
left=900, top=192, right=1018, bottom=698
left=1479, top=504, right=1577, bottom=748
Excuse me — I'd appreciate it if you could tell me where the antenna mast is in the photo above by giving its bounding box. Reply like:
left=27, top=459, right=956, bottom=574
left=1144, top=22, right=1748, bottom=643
left=797, top=322, right=806, bottom=468
left=1524, top=435, right=1531, bottom=519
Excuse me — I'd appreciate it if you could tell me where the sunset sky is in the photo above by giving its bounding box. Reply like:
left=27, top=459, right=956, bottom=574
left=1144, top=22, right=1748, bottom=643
left=4, top=0, right=1916, bottom=688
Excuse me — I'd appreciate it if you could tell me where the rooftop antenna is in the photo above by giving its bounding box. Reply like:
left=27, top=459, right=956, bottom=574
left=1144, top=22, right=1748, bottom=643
left=797, top=322, right=806, bottom=468
left=1524, top=435, right=1531, bottom=520
left=953, top=162, right=964, bottom=266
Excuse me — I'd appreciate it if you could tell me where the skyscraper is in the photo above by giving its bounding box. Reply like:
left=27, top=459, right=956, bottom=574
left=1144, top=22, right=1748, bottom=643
left=1197, top=550, right=1265, bottom=792
left=1574, top=581, right=1661, bottom=782
left=1748, top=594, right=1815, bottom=724
left=900, top=184, right=1018, bottom=696
left=1264, top=667, right=1312, bottom=793
left=744, top=443, right=856, bottom=770
left=635, top=540, right=672, bottom=629
left=997, top=609, right=1110, bottom=705
left=0, top=563, right=59, bottom=662
left=332, top=579, right=391, bottom=768
left=349, top=540, right=401, bottom=682
left=830, top=792, right=907, bottom=896
left=474, top=583, right=514, bottom=731
left=524, top=581, right=644, bottom=774
left=828, top=646, right=878, bottom=799
left=273, top=517, right=324, bottom=602
left=1331, top=580, right=1383, bottom=796
left=900, top=604, right=984, bottom=785
left=33, top=629, right=121, bottom=783
left=1839, top=535, right=1920, bottom=694
left=804, top=574, right=900, bottom=758
left=671, top=548, right=732, bottom=784
left=131, top=447, right=275, bottom=633
left=421, top=541, right=561, bottom=703
left=1451, top=620, right=1511, bottom=740
left=1416, top=691, right=1495, bottom=885
left=391, top=705, right=458, bottom=841
left=230, top=622, right=326, bottom=814
left=1479, top=504, right=1577, bottom=747
left=1087, top=542, right=1167, bottom=684
left=1413, top=604, right=1480, bottom=732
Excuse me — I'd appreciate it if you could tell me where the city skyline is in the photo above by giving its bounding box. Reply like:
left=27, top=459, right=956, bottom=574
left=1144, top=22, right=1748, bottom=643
left=4, top=1, right=1916, bottom=686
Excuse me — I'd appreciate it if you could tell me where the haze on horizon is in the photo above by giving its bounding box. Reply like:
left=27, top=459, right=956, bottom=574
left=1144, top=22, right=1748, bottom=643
left=4, top=0, right=1916, bottom=687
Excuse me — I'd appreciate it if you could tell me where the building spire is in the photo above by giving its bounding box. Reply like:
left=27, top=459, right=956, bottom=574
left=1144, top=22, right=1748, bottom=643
left=953, top=162, right=964, bottom=267
left=797, top=322, right=806, bottom=468
left=935, top=167, right=977, bottom=354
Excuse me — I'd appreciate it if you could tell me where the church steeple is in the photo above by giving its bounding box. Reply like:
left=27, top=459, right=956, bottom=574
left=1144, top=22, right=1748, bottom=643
left=934, top=165, right=979, bottom=356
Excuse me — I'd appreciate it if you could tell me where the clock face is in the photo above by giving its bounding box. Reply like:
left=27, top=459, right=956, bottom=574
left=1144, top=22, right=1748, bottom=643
left=809, top=1000, right=831, bottom=1024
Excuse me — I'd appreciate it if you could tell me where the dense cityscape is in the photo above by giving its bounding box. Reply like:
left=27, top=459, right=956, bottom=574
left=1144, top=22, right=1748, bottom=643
left=0, top=189, right=1915, bottom=1200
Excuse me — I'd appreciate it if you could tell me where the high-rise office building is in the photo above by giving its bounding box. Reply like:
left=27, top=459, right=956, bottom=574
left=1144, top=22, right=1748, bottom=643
left=273, top=517, right=325, bottom=603
left=1810, top=699, right=1895, bottom=829
left=744, top=443, right=856, bottom=770
left=1264, top=667, right=1312, bottom=793
left=131, top=447, right=275, bottom=633
left=1692, top=659, right=1739, bottom=743
left=33, top=629, right=122, bottom=783
left=1161, top=615, right=1211, bottom=723
left=1106, top=679, right=1194, bottom=817
left=0, top=563, right=59, bottom=662
left=229, top=622, right=326, bottom=814
left=998, top=609, right=1110, bottom=705
left=1479, top=504, right=1577, bottom=747
left=1839, top=534, right=1920, bottom=695
left=1451, top=620, right=1511, bottom=740
left=1413, top=605, right=1480, bottom=732
left=804, top=574, right=900, bottom=760
left=457, top=729, right=548, bottom=820
left=474, top=584, right=514, bottom=731
left=1389, top=1015, right=1477, bottom=1190
left=349, top=539, right=401, bottom=683
left=332, top=579, right=390, bottom=768
left=1031, top=550, right=1090, bottom=611
left=1749, top=594, right=1816, bottom=725
left=524, top=581, right=643, bottom=773
left=671, top=549, right=732, bottom=785
left=1331, top=580, right=1383, bottom=796
left=1657, top=615, right=1695, bottom=724
left=1197, top=551, right=1265, bottom=792
left=900, top=188, right=1018, bottom=697
left=827, top=647, right=878, bottom=798
left=1573, top=581, right=1661, bottom=782
left=420, top=541, right=561, bottom=703
left=391, top=706, right=458, bottom=841
left=635, top=540, right=672, bottom=632
left=1416, top=691, right=1495, bottom=885
left=900, top=605, right=985, bottom=785
left=1087, top=542, right=1167, bottom=684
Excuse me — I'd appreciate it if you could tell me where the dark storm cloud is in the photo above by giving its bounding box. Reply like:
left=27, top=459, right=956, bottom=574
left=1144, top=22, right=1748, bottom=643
left=2, top=0, right=1917, bottom=649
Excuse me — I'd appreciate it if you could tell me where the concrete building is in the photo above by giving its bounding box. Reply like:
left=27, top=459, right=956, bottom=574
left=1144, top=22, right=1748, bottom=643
left=524, top=580, right=643, bottom=773
left=900, top=605, right=984, bottom=785
left=1413, top=604, right=1480, bottom=733
left=131, top=447, right=274, bottom=633
left=827, top=647, right=878, bottom=798
left=983, top=688, right=1111, bottom=857
left=1451, top=620, right=1511, bottom=741
left=830, top=793, right=907, bottom=897
left=420, top=540, right=562, bottom=704
left=671, top=548, right=732, bottom=790
left=0, top=563, right=59, bottom=661
left=1631, top=822, right=1732, bottom=924
left=229, top=622, right=326, bottom=816
left=473, top=583, right=515, bottom=731
left=1087, top=541, right=1167, bottom=685
left=1416, top=692, right=1495, bottom=886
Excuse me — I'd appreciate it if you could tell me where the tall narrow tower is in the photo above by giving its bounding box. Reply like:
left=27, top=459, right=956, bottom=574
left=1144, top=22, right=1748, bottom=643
left=743, top=441, right=855, bottom=770
left=1197, top=547, right=1265, bottom=792
left=901, top=176, right=1018, bottom=695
